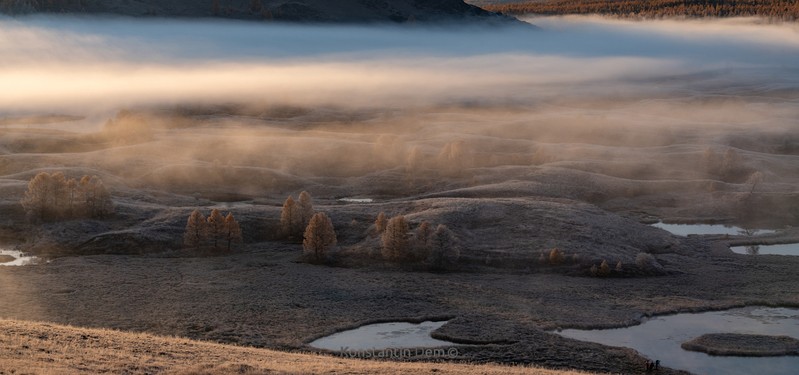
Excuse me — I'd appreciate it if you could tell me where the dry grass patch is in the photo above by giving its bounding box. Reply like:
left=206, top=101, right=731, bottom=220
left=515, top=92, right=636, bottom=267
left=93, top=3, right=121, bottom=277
left=0, top=319, right=600, bottom=375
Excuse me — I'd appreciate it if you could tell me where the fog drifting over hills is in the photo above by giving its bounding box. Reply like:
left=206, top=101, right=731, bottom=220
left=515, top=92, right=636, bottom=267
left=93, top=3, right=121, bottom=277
left=0, top=16, right=798, bottom=115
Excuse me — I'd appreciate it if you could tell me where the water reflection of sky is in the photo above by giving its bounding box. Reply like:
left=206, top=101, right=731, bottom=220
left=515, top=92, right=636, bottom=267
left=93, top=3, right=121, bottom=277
left=652, top=222, right=775, bottom=237
left=309, top=321, right=454, bottom=351
left=0, top=249, right=39, bottom=266
left=559, top=307, right=799, bottom=375
left=731, top=244, right=799, bottom=256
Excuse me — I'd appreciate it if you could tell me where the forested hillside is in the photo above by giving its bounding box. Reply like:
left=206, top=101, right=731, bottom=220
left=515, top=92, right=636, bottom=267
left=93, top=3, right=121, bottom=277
left=484, top=0, right=799, bottom=20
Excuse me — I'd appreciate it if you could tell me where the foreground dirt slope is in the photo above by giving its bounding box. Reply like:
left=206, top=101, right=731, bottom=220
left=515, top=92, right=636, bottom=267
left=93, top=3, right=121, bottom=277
left=0, top=319, right=599, bottom=375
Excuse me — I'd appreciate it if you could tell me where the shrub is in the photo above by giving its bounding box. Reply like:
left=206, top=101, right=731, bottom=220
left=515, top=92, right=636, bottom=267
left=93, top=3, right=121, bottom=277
left=428, top=224, right=459, bottom=271
left=548, top=248, right=563, bottom=265
left=598, top=260, right=611, bottom=277
left=636, top=252, right=660, bottom=270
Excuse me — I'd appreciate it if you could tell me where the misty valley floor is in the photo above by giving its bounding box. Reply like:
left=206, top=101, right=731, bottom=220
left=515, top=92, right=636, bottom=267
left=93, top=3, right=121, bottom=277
left=2, top=15, right=799, bottom=375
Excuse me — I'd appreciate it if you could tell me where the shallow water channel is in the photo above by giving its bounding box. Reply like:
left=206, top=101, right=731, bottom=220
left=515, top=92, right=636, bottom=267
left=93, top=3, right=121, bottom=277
left=0, top=249, right=39, bottom=266
left=652, top=222, right=775, bottom=237
left=309, top=320, right=457, bottom=351
left=558, top=307, right=799, bottom=375
left=730, top=244, right=799, bottom=256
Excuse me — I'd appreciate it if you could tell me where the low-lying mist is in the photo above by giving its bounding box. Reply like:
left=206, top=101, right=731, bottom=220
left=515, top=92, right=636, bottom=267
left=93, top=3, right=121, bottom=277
left=2, top=14, right=799, bottom=223
left=0, top=15, right=798, bottom=115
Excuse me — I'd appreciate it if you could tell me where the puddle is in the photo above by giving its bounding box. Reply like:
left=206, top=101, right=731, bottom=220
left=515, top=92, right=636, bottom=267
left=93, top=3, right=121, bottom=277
left=0, top=249, right=40, bottom=266
left=730, top=244, right=799, bottom=256
left=309, top=320, right=457, bottom=351
left=557, top=307, right=799, bottom=375
left=338, top=198, right=374, bottom=203
left=652, top=222, right=775, bottom=237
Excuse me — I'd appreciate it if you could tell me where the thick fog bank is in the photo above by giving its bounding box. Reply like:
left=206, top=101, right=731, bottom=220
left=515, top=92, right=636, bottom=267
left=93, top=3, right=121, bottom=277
left=0, top=15, right=797, bottom=114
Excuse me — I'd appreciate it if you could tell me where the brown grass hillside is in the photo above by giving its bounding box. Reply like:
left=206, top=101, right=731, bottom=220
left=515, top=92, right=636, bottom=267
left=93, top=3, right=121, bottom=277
left=0, top=319, right=600, bottom=375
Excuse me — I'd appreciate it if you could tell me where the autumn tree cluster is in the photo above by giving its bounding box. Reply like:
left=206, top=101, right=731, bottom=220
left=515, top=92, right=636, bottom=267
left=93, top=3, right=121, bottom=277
left=279, top=191, right=315, bottom=240
left=183, top=209, right=242, bottom=251
left=21, top=172, right=113, bottom=221
left=486, top=0, right=799, bottom=21
left=375, top=212, right=460, bottom=270
left=278, top=191, right=338, bottom=263
left=538, top=247, right=580, bottom=266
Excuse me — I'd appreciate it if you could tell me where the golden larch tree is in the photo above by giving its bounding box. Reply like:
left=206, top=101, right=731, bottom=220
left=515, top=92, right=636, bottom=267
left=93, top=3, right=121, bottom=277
left=184, top=209, right=208, bottom=249
left=206, top=209, right=226, bottom=250
left=303, top=212, right=337, bottom=263
left=381, top=215, right=409, bottom=261
left=224, top=212, right=243, bottom=251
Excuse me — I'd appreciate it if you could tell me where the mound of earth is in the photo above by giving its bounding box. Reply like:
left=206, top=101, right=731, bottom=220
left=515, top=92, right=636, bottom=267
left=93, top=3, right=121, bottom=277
left=681, top=333, right=799, bottom=357
left=0, top=0, right=518, bottom=24
left=403, top=197, right=686, bottom=265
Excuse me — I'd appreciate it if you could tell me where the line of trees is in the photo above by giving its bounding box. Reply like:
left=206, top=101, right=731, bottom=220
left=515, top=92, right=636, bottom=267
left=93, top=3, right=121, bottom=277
left=486, top=0, right=799, bottom=21
left=21, top=171, right=113, bottom=221
left=181, top=192, right=460, bottom=270
left=183, top=208, right=242, bottom=251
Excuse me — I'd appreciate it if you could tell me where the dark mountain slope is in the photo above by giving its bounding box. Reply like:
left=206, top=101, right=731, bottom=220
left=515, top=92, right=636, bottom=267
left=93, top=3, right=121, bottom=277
left=0, top=0, right=519, bottom=24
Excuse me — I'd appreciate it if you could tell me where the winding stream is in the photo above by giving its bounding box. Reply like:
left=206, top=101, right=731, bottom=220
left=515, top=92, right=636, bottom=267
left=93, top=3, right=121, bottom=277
left=558, top=307, right=799, bottom=375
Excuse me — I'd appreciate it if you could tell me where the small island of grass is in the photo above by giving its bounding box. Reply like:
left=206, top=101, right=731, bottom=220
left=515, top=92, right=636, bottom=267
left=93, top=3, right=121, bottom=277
left=682, top=333, right=799, bottom=357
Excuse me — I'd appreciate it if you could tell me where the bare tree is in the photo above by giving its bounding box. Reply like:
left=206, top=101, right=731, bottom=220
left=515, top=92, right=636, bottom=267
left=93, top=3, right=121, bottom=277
left=89, top=178, right=114, bottom=218
left=406, top=146, right=424, bottom=172
left=375, top=211, right=388, bottom=234
left=381, top=215, right=409, bottom=261
left=224, top=212, right=243, bottom=251
left=79, top=175, right=113, bottom=218
left=21, top=172, right=54, bottom=220
left=298, top=191, right=314, bottom=230
left=303, top=212, right=337, bottom=263
left=429, top=224, right=459, bottom=270
left=413, top=221, right=433, bottom=261
left=184, top=210, right=208, bottom=249
left=747, top=171, right=764, bottom=195
left=279, top=195, right=302, bottom=239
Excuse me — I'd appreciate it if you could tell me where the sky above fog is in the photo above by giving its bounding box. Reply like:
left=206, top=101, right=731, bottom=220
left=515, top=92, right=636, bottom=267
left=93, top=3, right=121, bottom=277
left=0, top=15, right=798, bottom=113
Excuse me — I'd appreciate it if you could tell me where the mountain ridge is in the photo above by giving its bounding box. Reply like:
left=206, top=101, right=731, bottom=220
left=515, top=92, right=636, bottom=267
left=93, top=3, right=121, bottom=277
left=0, top=0, right=520, bottom=24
